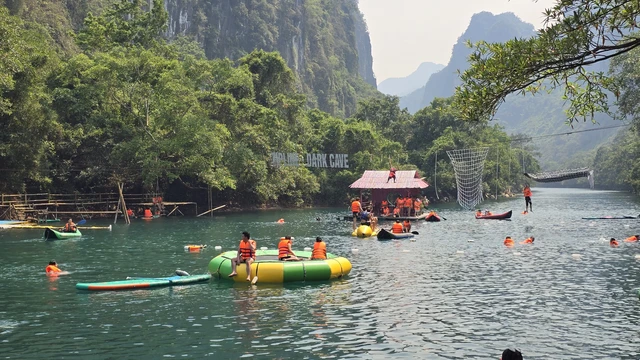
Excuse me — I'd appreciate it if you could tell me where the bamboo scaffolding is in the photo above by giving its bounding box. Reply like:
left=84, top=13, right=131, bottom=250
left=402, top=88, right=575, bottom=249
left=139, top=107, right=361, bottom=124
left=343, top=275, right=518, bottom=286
left=197, top=205, right=226, bottom=217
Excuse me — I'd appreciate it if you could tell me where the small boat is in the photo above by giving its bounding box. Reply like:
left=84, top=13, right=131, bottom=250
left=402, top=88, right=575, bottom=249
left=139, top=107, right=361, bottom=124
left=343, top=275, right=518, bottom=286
left=376, top=228, right=415, bottom=240
left=76, top=274, right=211, bottom=291
left=475, top=210, right=512, bottom=220
left=582, top=215, right=638, bottom=220
left=44, top=228, right=82, bottom=240
left=209, top=250, right=351, bottom=283
left=425, top=213, right=441, bottom=222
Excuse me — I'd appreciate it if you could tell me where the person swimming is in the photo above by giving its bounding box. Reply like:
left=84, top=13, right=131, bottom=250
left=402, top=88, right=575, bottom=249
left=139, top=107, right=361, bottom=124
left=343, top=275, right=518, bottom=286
left=610, top=238, right=619, bottom=247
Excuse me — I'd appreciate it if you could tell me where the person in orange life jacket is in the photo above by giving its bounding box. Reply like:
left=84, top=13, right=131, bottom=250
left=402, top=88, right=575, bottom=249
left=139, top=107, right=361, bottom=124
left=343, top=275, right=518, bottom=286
left=403, top=220, right=411, bottom=233
left=387, top=159, right=397, bottom=183
left=278, top=236, right=299, bottom=261
left=380, top=200, right=389, bottom=215
left=143, top=207, right=153, bottom=218
left=403, top=196, right=412, bottom=216
left=126, top=208, right=134, bottom=218
left=62, top=218, right=76, bottom=233
left=413, top=197, right=422, bottom=216
left=610, top=238, right=619, bottom=247
left=351, top=198, right=363, bottom=230
left=504, top=236, right=515, bottom=247
left=624, top=235, right=639, bottom=242
left=484, top=209, right=493, bottom=216
left=523, top=184, right=533, bottom=212
left=476, top=209, right=482, bottom=217
left=391, top=219, right=404, bottom=234
left=45, top=260, right=62, bottom=274
left=395, top=196, right=404, bottom=216
left=310, top=237, right=327, bottom=260
left=520, top=236, right=535, bottom=244
left=229, top=231, right=257, bottom=281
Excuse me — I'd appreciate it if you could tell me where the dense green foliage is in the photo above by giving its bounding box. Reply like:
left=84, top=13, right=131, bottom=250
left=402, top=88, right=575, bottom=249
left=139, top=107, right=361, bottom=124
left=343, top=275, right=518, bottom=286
left=0, top=1, right=539, bottom=207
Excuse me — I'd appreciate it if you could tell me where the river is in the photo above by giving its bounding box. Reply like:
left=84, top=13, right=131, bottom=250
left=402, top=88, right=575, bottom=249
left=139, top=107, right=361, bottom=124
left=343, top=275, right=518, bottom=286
left=1, top=188, right=640, bottom=359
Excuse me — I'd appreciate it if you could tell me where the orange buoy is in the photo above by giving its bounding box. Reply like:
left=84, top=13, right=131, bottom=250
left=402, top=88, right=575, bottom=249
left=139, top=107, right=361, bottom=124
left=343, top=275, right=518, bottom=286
left=184, top=244, right=207, bottom=251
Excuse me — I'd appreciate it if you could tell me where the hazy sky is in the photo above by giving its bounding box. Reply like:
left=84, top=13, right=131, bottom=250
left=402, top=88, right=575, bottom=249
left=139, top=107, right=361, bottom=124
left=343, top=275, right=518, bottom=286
left=358, top=0, right=556, bottom=82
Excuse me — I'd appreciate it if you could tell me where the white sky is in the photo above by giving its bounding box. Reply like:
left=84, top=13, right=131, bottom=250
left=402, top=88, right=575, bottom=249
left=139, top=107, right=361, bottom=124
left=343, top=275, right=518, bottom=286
left=358, top=0, right=556, bottom=81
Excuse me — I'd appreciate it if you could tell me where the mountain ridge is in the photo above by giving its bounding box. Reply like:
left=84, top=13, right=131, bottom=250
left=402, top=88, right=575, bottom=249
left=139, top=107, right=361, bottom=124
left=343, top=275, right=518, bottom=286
left=378, top=62, right=444, bottom=97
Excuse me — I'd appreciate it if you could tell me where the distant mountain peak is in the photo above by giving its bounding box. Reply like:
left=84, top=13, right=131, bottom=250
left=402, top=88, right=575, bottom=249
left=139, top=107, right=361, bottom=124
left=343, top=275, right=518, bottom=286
left=377, top=62, right=445, bottom=97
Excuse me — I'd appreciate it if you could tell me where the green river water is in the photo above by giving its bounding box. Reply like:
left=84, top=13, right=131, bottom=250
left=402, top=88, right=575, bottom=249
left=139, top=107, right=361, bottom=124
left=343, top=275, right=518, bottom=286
left=2, top=188, right=640, bottom=359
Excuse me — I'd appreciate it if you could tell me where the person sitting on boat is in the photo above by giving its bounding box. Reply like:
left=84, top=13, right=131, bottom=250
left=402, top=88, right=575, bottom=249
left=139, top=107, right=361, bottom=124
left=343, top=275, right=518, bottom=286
left=392, top=206, right=401, bottom=217
left=624, top=235, right=639, bottom=242
left=476, top=209, right=482, bottom=217
left=310, top=237, right=327, bottom=260
left=391, top=219, right=404, bottom=234
left=484, top=210, right=493, bottom=216
left=395, top=196, right=404, bottom=216
left=278, top=236, right=300, bottom=261
left=520, top=236, right=535, bottom=244
left=62, top=218, right=76, bottom=233
left=403, top=220, right=411, bottom=233
left=503, top=236, right=515, bottom=247
left=45, top=260, right=62, bottom=275
left=610, top=238, right=620, bottom=247
left=351, top=198, right=363, bottom=230
left=229, top=231, right=257, bottom=281
left=380, top=200, right=389, bottom=215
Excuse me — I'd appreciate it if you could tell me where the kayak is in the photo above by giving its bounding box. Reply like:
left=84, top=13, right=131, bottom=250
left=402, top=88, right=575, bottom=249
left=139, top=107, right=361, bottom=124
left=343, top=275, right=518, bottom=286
left=76, top=274, right=211, bottom=291
left=44, top=228, right=82, bottom=240
left=377, top=228, right=415, bottom=240
left=582, top=216, right=638, bottom=220
left=475, top=210, right=512, bottom=220
left=377, top=213, right=428, bottom=221
left=425, top=213, right=441, bottom=222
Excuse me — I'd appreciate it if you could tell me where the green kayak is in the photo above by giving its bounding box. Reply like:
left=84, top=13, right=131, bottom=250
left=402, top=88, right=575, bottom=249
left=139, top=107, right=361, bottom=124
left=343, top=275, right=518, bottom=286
left=76, top=274, right=211, bottom=291
left=44, top=228, right=82, bottom=240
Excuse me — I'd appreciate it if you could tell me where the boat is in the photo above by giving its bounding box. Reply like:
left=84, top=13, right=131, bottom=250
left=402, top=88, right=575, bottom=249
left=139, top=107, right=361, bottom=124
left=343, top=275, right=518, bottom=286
left=582, top=215, right=639, bottom=220
left=376, top=228, right=415, bottom=240
left=44, top=228, right=82, bottom=240
left=208, top=250, right=352, bottom=283
left=377, top=213, right=428, bottom=221
left=425, top=213, right=441, bottom=222
left=475, top=210, right=512, bottom=220
left=75, top=274, right=211, bottom=291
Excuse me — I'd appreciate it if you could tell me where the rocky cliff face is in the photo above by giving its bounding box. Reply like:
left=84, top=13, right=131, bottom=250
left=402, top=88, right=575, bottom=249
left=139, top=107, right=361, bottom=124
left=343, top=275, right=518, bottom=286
left=162, top=0, right=377, bottom=116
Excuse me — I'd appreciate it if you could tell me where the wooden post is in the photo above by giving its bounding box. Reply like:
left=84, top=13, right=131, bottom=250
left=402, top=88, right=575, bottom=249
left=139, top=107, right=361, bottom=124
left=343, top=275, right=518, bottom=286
left=118, top=183, right=130, bottom=225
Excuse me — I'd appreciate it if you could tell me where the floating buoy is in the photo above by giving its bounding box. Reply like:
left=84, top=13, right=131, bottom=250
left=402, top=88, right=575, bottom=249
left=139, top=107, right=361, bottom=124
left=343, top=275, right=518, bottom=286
left=402, top=250, right=410, bottom=253
left=351, top=248, right=359, bottom=254
left=214, top=246, right=222, bottom=251
left=513, top=252, right=521, bottom=256
left=634, top=254, right=640, bottom=260
left=184, top=244, right=207, bottom=251
left=572, top=254, right=582, bottom=259
left=260, top=246, right=268, bottom=250
left=304, top=247, right=311, bottom=251
left=109, top=225, right=112, bottom=231
left=456, top=250, right=464, bottom=254
left=625, top=224, right=631, bottom=228
left=277, top=218, right=285, bottom=223
left=467, top=239, right=474, bottom=242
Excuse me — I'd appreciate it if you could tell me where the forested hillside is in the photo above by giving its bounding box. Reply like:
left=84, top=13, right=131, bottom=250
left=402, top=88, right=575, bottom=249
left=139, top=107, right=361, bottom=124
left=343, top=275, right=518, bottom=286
left=4, top=0, right=378, bottom=118
left=0, top=1, right=539, bottom=207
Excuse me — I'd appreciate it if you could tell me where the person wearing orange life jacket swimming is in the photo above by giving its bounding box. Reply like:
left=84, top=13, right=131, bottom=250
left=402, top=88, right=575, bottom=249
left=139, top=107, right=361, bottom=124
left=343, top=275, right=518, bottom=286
left=351, top=198, right=363, bottom=230
left=523, top=184, right=533, bottom=212
left=229, top=231, right=257, bottom=281
left=310, top=237, right=327, bottom=260
left=403, top=220, right=411, bottom=233
left=62, top=218, right=76, bottom=233
left=504, top=236, right=515, bottom=247
left=278, top=236, right=299, bottom=261
left=45, top=260, right=62, bottom=275
left=520, top=236, right=535, bottom=244
left=624, top=235, right=640, bottom=242
left=391, top=219, right=404, bottom=234
left=610, top=238, right=620, bottom=247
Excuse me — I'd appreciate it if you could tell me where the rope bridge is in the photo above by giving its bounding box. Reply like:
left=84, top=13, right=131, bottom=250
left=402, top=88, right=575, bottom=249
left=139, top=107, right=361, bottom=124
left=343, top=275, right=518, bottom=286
left=524, top=168, right=594, bottom=188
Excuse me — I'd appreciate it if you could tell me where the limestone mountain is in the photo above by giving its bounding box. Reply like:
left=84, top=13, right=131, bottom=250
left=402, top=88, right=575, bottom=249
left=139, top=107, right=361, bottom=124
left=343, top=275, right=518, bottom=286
left=6, top=0, right=378, bottom=117
left=377, top=62, right=444, bottom=97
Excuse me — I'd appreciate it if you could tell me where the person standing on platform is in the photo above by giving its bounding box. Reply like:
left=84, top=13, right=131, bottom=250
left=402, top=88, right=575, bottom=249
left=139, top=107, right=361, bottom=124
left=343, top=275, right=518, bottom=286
left=351, top=198, right=363, bottom=230
left=387, top=159, right=397, bottom=183
left=403, top=195, right=412, bottom=217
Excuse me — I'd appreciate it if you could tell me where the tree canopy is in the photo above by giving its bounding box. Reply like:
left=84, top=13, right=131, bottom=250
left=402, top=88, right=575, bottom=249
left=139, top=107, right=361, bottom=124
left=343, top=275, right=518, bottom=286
left=452, top=0, right=640, bottom=125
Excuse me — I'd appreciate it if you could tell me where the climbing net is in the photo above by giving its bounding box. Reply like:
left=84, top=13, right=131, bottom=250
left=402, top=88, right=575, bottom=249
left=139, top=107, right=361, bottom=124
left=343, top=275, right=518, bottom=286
left=446, top=147, right=489, bottom=209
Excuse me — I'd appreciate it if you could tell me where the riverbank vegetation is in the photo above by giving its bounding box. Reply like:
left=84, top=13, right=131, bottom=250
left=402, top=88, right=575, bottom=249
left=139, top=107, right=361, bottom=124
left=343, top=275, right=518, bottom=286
left=0, top=1, right=538, bottom=207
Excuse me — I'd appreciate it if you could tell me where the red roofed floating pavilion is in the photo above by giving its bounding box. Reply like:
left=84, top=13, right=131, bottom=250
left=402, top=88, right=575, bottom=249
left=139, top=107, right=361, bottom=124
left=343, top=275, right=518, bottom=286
left=349, top=170, right=429, bottom=217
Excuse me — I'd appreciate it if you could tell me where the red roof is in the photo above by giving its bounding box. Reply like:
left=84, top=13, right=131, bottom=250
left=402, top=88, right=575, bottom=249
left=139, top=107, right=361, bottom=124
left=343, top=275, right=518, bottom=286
left=349, top=170, right=429, bottom=190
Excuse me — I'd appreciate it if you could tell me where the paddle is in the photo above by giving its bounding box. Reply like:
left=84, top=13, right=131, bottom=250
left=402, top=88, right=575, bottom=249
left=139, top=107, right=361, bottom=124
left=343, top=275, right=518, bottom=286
left=77, top=219, right=87, bottom=226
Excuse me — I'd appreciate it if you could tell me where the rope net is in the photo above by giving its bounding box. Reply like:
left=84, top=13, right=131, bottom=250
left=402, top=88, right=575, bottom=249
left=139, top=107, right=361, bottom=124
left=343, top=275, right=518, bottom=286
left=446, top=147, right=489, bottom=209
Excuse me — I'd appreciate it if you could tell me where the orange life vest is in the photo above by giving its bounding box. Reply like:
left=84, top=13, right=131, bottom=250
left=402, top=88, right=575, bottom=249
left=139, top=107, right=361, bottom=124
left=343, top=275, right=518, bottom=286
left=144, top=209, right=152, bottom=217
left=64, top=223, right=76, bottom=232
left=391, top=223, right=403, bottom=234
left=520, top=238, right=533, bottom=244
left=413, top=199, right=421, bottom=211
left=312, top=241, right=327, bottom=260
left=403, top=198, right=412, bottom=208
left=278, top=238, right=292, bottom=259
left=624, top=236, right=638, bottom=242
left=351, top=201, right=361, bottom=212
left=381, top=200, right=388, bottom=207
left=389, top=168, right=396, bottom=177
left=239, top=240, right=255, bottom=260
left=382, top=207, right=390, bottom=215
left=393, top=207, right=401, bottom=215
left=504, top=238, right=515, bottom=246
left=396, top=197, right=404, bottom=207
left=523, top=188, right=532, bottom=197
left=611, top=240, right=619, bottom=247
left=46, top=265, right=61, bottom=273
